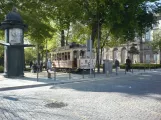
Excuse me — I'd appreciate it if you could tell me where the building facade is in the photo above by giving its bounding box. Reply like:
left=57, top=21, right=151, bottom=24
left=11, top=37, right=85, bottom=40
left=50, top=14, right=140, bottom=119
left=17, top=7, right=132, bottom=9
left=102, top=18, right=161, bottom=64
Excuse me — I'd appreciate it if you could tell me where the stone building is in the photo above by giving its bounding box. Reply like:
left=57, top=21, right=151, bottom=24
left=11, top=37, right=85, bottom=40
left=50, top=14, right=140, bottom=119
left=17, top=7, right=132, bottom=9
left=102, top=18, right=161, bottom=64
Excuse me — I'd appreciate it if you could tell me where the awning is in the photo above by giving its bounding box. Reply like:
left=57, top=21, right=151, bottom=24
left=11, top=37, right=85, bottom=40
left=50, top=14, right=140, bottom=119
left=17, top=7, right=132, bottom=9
left=0, top=40, right=35, bottom=47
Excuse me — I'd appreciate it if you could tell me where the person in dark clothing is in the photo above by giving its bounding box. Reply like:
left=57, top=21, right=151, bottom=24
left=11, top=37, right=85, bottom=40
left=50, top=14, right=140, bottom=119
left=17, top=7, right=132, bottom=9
left=114, top=59, right=120, bottom=75
left=29, top=61, right=33, bottom=68
left=126, top=56, right=131, bottom=72
left=32, top=63, right=37, bottom=73
left=40, top=61, right=43, bottom=72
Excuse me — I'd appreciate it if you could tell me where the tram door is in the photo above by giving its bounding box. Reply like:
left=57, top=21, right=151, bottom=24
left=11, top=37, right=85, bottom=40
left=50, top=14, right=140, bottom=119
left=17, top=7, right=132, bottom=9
left=73, top=51, right=78, bottom=68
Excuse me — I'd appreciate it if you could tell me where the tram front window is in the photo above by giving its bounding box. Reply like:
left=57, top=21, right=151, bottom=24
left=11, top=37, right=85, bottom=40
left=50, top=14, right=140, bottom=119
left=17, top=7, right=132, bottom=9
left=80, top=50, right=85, bottom=58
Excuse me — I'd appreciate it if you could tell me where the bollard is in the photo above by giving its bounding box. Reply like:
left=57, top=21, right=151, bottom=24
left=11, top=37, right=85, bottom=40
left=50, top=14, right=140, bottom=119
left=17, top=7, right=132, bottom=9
left=106, top=71, right=109, bottom=77
left=37, top=68, right=39, bottom=82
left=125, top=66, right=126, bottom=74
left=69, top=69, right=71, bottom=79
left=48, top=72, right=51, bottom=78
left=115, top=67, right=118, bottom=75
left=144, top=67, right=145, bottom=72
left=82, top=68, right=84, bottom=79
left=54, top=68, right=56, bottom=81
left=47, top=69, right=51, bottom=79
left=93, top=68, right=95, bottom=78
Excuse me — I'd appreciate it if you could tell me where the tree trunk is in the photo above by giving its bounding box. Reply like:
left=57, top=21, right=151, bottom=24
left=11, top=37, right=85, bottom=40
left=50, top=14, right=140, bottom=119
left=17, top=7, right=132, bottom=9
left=96, top=22, right=101, bottom=73
left=61, top=30, right=65, bottom=47
left=139, top=35, right=144, bottom=63
left=66, top=28, right=69, bottom=45
left=159, top=49, right=161, bottom=64
left=91, top=21, right=99, bottom=72
left=100, top=47, right=103, bottom=65
left=37, top=44, right=40, bottom=65
left=91, top=22, right=98, bottom=46
left=45, top=39, right=48, bottom=69
left=41, top=53, right=44, bottom=63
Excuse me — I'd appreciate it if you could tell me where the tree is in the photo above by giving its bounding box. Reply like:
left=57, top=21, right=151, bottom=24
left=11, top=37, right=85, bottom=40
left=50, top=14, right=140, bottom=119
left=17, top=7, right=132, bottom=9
left=0, top=0, right=160, bottom=67
left=76, top=0, right=160, bottom=72
left=48, top=0, right=82, bottom=46
left=24, top=48, right=36, bottom=65
left=128, top=44, right=139, bottom=63
left=151, top=29, right=161, bottom=64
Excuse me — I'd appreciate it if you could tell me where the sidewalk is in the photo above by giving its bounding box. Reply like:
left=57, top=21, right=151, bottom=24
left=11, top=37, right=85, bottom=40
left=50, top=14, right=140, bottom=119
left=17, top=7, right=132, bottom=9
left=0, top=68, right=160, bottom=90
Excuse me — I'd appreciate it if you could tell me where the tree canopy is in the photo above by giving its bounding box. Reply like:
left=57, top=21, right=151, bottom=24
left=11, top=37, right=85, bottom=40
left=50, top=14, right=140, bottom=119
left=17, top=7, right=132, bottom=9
left=0, top=0, right=160, bottom=48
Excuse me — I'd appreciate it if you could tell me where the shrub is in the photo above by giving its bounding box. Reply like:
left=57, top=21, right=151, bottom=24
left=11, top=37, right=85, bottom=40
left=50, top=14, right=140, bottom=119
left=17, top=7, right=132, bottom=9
left=24, top=67, right=31, bottom=71
left=120, top=63, right=161, bottom=69
left=99, top=63, right=161, bottom=69
left=0, top=66, right=4, bottom=73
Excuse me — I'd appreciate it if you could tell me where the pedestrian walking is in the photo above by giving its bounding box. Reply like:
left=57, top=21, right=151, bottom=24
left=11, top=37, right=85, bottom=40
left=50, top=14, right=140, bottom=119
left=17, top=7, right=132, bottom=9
left=114, top=59, right=120, bottom=75
left=126, top=56, right=132, bottom=72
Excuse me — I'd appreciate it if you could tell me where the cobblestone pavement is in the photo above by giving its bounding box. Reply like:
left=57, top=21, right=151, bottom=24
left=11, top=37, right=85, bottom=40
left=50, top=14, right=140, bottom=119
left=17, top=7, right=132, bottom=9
left=0, top=69, right=161, bottom=120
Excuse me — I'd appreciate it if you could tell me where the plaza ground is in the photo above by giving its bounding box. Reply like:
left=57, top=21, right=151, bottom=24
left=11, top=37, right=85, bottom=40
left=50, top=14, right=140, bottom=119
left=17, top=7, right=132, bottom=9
left=0, top=69, right=161, bottom=120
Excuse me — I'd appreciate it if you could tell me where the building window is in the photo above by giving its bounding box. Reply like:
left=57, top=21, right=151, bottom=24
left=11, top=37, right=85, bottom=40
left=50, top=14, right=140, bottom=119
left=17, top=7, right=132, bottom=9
left=145, top=31, right=150, bottom=41
left=153, top=23, right=159, bottom=29
left=154, top=54, right=158, bottom=63
left=145, top=54, right=150, bottom=63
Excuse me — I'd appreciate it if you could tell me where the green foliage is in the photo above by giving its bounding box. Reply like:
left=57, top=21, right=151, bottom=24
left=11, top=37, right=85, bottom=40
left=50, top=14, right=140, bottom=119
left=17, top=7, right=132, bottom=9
left=24, top=67, right=31, bottom=72
left=25, top=48, right=36, bottom=65
left=0, top=0, right=160, bottom=52
left=99, top=63, right=161, bottom=69
left=68, top=22, right=90, bottom=44
left=0, top=46, right=4, bottom=56
left=128, top=45, right=139, bottom=54
left=120, top=64, right=161, bottom=69
left=151, top=29, right=161, bottom=50
left=0, top=66, right=3, bottom=73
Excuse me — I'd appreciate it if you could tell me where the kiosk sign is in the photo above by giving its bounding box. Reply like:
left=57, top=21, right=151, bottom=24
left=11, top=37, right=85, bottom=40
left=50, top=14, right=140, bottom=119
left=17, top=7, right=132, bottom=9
left=9, top=28, right=22, bottom=45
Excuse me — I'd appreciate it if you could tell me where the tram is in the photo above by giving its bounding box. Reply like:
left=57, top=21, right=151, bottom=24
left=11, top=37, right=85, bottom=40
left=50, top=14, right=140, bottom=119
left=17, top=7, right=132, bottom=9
left=51, top=42, right=95, bottom=71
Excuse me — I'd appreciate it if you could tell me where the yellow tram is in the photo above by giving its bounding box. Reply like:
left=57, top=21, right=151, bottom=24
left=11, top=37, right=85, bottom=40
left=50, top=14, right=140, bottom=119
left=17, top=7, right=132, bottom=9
left=51, top=43, right=95, bottom=70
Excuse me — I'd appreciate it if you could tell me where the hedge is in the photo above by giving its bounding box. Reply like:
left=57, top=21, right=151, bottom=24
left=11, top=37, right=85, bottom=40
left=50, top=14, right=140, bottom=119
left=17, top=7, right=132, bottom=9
left=99, top=64, right=161, bottom=69
left=0, top=66, right=3, bottom=73
left=120, top=64, right=161, bottom=69
left=24, top=67, right=31, bottom=71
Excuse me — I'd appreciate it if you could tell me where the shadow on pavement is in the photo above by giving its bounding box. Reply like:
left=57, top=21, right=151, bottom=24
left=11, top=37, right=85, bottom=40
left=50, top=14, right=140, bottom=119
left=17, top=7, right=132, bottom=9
left=0, top=83, right=56, bottom=91
left=49, top=73, right=161, bottom=97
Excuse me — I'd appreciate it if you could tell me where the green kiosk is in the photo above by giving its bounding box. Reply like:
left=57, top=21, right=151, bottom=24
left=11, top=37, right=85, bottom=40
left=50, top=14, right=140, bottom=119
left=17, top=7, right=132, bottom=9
left=0, top=8, right=33, bottom=78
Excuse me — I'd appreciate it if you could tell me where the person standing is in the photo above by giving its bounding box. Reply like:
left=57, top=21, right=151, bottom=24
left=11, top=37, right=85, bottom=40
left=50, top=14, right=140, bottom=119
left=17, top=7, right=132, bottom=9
left=47, top=59, right=52, bottom=78
left=29, top=61, right=33, bottom=68
left=126, top=56, right=131, bottom=72
left=114, top=59, right=120, bottom=75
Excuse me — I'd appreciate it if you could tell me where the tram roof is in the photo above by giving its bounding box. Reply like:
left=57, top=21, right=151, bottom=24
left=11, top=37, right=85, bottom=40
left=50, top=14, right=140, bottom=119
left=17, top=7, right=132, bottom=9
left=53, top=44, right=87, bottom=52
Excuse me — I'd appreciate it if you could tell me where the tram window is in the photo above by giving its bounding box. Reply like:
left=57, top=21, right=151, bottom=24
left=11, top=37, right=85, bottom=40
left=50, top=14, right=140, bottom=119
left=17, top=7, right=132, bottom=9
left=65, top=52, right=67, bottom=60
left=74, top=51, right=78, bottom=58
left=54, top=54, right=57, bottom=60
left=60, top=53, right=62, bottom=60
left=68, top=52, right=70, bottom=60
left=57, top=53, right=58, bottom=60
left=55, top=54, right=57, bottom=60
left=57, top=53, right=61, bottom=60
left=62, top=53, right=65, bottom=60
left=52, top=54, right=54, bottom=60
left=80, top=50, right=85, bottom=58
